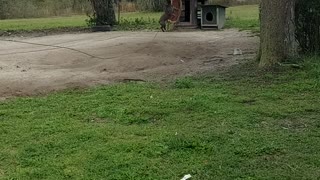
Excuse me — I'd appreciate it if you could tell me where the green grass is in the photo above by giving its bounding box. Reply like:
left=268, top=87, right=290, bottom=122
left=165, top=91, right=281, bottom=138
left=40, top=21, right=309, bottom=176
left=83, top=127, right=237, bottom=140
left=117, top=12, right=161, bottom=31
left=0, top=57, right=319, bottom=179
left=225, top=5, right=260, bottom=32
left=0, top=13, right=162, bottom=32
left=0, top=5, right=259, bottom=32
left=0, top=15, right=88, bottom=31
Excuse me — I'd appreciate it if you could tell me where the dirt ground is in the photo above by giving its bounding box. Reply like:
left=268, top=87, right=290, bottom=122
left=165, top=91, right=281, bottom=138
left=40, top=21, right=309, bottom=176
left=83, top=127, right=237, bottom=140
left=0, top=29, right=258, bottom=99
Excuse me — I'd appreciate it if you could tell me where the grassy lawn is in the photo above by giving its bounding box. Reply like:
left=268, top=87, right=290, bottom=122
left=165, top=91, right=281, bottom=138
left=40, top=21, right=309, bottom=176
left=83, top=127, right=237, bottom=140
left=0, top=16, right=88, bottom=32
left=0, top=5, right=259, bottom=32
left=117, top=12, right=162, bottom=31
left=225, top=5, right=259, bottom=32
left=0, top=57, right=319, bottom=179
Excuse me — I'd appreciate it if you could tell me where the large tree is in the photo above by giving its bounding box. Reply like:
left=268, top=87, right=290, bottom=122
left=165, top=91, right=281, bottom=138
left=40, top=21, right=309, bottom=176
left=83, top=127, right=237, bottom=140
left=89, top=0, right=116, bottom=26
left=259, top=0, right=298, bottom=67
left=259, top=0, right=320, bottom=68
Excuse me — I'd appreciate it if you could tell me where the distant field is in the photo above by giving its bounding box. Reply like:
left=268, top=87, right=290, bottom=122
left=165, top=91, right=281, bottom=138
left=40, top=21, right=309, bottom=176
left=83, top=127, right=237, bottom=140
left=225, top=5, right=259, bottom=31
left=0, top=12, right=162, bottom=32
left=0, top=16, right=87, bottom=31
left=0, top=5, right=259, bottom=32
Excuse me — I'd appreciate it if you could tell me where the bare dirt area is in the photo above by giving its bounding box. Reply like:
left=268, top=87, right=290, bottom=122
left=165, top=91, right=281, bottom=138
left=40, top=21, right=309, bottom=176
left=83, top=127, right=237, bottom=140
left=0, top=29, right=258, bottom=98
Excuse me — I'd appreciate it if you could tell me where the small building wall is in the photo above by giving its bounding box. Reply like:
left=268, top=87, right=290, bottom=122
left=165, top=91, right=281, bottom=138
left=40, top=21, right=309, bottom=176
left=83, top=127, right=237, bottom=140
left=200, top=5, right=227, bottom=29
left=217, top=7, right=226, bottom=29
left=176, top=0, right=207, bottom=27
left=175, top=0, right=226, bottom=29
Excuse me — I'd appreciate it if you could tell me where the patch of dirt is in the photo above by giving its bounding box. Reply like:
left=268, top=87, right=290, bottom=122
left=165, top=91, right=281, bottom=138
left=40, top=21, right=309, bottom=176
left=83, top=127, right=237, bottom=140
left=279, top=118, right=309, bottom=131
left=0, top=29, right=258, bottom=98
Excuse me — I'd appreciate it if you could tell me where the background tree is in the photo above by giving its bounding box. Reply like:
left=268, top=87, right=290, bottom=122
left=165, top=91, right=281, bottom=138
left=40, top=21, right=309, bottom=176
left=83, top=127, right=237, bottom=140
left=88, top=0, right=116, bottom=26
left=295, top=0, right=320, bottom=54
left=0, top=0, right=90, bottom=19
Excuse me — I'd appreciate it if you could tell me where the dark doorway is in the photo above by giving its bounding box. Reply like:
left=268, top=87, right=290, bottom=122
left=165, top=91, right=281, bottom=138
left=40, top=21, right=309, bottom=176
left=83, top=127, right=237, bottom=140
left=185, top=0, right=190, bottom=22
left=180, top=0, right=191, bottom=22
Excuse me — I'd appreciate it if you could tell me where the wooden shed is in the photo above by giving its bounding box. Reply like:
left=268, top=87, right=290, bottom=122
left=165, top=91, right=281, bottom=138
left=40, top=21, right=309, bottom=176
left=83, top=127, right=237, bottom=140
left=170, top=0, right=227, bottom=29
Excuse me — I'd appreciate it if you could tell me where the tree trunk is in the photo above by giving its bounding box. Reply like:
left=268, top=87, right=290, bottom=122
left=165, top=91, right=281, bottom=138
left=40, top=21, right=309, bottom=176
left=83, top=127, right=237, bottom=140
left=89, top=0, right=116, bottom=26
left=259, top=0, right=298, bottom=68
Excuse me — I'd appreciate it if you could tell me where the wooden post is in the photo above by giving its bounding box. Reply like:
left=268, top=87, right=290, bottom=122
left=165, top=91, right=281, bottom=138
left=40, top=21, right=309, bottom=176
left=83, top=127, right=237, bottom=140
left=190, top=0, right=197, bottom=25
left=118, top=0, right=121, bottom=23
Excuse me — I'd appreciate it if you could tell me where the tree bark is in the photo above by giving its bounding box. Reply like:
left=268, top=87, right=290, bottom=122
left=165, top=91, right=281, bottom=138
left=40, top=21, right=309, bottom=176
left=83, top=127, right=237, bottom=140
left=259, top=0, right=298, bottom=68
left=89, top=0, right=116, bottom=26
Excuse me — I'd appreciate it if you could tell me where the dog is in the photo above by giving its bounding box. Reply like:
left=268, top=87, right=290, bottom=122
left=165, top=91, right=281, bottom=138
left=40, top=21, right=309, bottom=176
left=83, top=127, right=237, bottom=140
left=159, top=0, right=173, bottom=32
